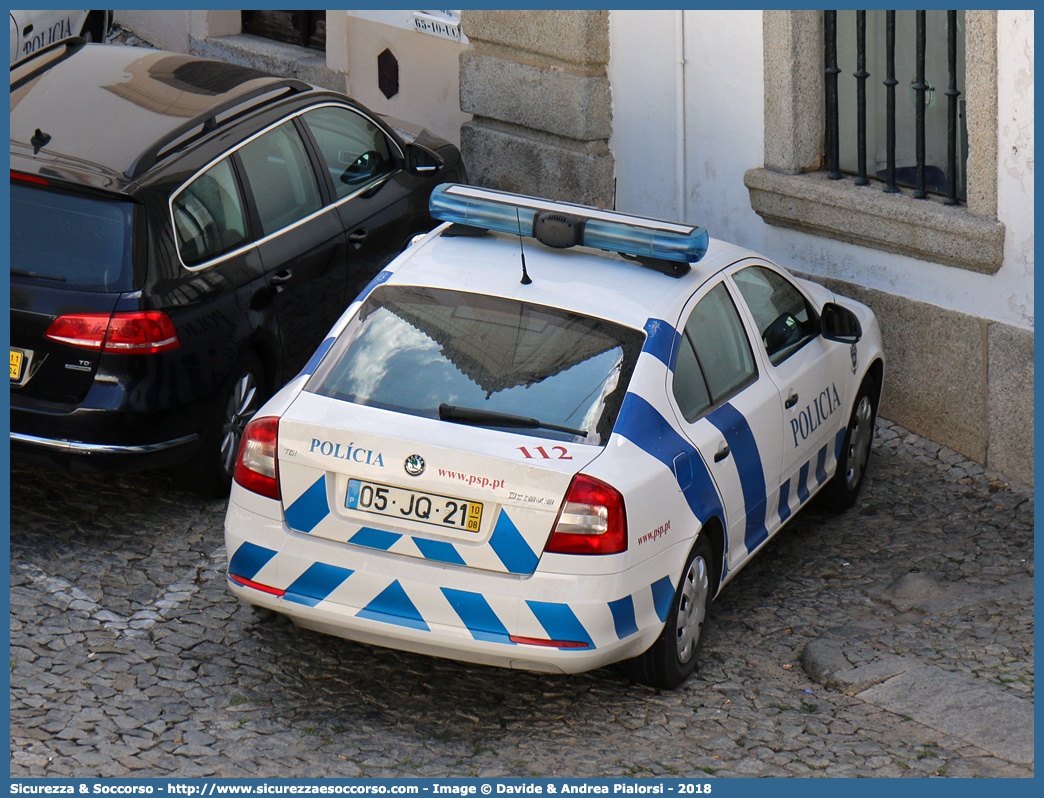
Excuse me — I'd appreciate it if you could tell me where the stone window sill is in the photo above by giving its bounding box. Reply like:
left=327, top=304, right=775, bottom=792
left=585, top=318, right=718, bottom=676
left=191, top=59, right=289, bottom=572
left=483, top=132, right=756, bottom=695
left=744, top=167, right=1005, bottom=275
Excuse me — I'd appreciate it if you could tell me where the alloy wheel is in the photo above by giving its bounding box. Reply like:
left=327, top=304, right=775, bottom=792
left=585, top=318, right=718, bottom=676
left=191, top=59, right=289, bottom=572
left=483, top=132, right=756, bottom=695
left=845, top=395, right=874, bottom=491
left=219, top=371, right=260, bottom=477
left=675, top=555, right=710, bottom=662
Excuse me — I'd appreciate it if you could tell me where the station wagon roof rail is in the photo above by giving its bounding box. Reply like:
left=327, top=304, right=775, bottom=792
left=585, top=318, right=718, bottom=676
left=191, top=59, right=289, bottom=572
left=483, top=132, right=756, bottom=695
left=125, top=77, right=313, bottom=179
left=429, top=183, right=710, bottom=277
left=9, top=36, right=87, bottom=92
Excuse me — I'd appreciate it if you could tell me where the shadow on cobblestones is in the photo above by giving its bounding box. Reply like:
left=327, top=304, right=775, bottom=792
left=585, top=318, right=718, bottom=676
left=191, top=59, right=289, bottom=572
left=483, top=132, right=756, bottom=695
left=10, top=420, right=1033, bottom=778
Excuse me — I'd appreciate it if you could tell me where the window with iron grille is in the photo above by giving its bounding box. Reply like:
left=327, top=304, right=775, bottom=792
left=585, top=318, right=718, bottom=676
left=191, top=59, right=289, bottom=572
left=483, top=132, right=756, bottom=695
left=828, top=10, right=966, bottom=203
left=744, top=10, right=1004, bottom=275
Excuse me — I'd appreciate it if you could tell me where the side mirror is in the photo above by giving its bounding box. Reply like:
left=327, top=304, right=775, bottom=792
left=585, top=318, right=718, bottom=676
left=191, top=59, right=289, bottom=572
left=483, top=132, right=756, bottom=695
left=406, top=143, right=442, bottom=175
left=821, top=302, right=862, bottom=343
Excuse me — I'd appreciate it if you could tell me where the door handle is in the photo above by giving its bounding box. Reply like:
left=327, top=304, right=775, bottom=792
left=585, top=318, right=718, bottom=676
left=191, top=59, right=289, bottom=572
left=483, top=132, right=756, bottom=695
left=785, top=391, right=799, bottom=409
left=269, top=270, right=293, bottom=284
left=713, top=442, right=730, bottom=463
left=348, top=229, right=368, bottom=244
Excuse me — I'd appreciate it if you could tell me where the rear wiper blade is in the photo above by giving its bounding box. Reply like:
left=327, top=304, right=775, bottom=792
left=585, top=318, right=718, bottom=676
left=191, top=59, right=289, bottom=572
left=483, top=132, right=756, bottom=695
left=439, top=403, right=586, bottom=437
left=11, top=268, right=66, bottom=282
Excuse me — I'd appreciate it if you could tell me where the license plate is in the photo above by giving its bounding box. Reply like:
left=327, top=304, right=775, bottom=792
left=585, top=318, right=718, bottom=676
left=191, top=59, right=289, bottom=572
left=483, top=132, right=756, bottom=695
left=346, top=478, right=483, bottom=532
left=10, top=349, right=24, bottom=382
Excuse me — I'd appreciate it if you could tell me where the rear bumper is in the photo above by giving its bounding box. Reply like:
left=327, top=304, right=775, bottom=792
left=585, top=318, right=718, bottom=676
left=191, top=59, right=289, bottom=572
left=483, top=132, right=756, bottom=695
left=10, top=386, right=212, bottom=473
left=10, top=430, right=200, bottom=474
left=224, top=484, right=684, bottom=675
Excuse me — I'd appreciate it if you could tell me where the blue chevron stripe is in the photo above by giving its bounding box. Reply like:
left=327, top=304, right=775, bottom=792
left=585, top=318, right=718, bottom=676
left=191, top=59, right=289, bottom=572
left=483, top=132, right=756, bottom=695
left=642, top=318, right=680, bottom=369
left=298, top=337, right=335, bottom=379
left=614, top=393, right=728, bottom=559
left=414, top=537, right=466, bottom=566
left=815, top=444, right=829, bottom=486
left=608, top=596, right=639, bottom=639
left=778, top=478, right=792, bottom=524
left=284, top=475, right=330, bottom=533
left=797, top=461, right=811, bottom=503
left=357, top=581, right=429, bottom=631
left=835, top=425, right=847, bottom=460
left=349, top=527, right=402, bottom=551
left=442, top=588, right=513, bottom=644
left=650, top=576, right=675, bottom=623
left=526, top=601, right=594, bottom=649
left=283, top=562, right=353, bottom=607
left=228, top=542, right=277, bottom=581
left=707, top=402, right=769, bottom=552
left=488, top=511, right=539, bottom=574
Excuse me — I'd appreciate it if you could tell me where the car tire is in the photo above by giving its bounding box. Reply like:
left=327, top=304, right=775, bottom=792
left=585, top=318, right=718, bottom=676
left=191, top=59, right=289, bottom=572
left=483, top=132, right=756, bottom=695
left=184, top=352, right=267, bottom=496
left=79, top=13, right=106, bottom=43
left=625, top=535, right=713, bottom=690
left=818, top=375, right=878, bottom=512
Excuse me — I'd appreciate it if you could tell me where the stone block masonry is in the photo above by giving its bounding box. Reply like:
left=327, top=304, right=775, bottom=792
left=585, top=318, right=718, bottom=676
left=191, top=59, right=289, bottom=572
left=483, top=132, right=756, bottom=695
left=459, top=10, right=615, bottom=208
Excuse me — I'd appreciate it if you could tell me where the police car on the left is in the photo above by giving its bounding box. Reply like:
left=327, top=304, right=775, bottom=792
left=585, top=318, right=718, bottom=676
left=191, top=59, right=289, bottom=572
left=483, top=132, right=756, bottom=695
left=9, top=10, right=110, bottom=63
left=224, top=184, right=884, bottom=689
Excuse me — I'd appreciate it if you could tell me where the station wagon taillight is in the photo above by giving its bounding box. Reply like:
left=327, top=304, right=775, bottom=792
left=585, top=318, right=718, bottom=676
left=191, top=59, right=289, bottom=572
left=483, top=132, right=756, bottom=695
left=545, top=474, right=627, bottom=555
left=234, top=417, right=281, bottom=500
left=45, top=312, right=180, bottom=354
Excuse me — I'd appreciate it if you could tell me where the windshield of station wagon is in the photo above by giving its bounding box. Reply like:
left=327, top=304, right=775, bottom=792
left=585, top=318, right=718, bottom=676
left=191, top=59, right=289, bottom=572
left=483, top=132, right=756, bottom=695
left=306, top=286, right=645, bottom=444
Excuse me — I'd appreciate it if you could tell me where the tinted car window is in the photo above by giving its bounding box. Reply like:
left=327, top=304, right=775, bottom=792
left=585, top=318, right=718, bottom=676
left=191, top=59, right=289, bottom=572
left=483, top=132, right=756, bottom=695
left=301, top=106, right=396, bottom=200
left=11, top=183, right=136, bottom=292
left=171, top=157, right=248, bottom=267
left=307, top=286, right=644, bottom=444
left=673, top=282, right=756, bottom=421
left=672, top=330, right=713, bottom=421
left=238, top=121, right=323, bottom=236
left=733, top=265, right=818, bottom=364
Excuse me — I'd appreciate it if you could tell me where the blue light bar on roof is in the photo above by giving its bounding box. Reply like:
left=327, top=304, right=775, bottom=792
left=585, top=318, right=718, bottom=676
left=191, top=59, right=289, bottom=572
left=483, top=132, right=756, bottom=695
left=429, top=184, right=709, bottom=264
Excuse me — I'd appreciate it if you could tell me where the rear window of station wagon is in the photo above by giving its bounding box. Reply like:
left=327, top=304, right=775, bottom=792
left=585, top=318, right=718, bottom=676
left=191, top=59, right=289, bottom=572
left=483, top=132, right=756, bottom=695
left=306, top=285, right=646, bottom=444
left=11, top=183, right=138, bottom=292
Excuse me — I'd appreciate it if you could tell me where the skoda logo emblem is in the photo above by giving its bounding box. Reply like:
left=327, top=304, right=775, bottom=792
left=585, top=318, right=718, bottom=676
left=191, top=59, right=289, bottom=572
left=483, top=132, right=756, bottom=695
left=404, top=454, right=425, bottom=477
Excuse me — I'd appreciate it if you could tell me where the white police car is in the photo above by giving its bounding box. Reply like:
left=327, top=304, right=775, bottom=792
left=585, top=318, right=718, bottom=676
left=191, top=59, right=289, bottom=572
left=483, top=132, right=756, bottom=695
left=224, top=184, right=884, bottom=689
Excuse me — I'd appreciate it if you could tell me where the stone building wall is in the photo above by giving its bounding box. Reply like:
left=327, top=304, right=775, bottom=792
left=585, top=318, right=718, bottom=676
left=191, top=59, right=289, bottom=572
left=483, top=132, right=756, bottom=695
left=458, top=10, right=615, bottom=208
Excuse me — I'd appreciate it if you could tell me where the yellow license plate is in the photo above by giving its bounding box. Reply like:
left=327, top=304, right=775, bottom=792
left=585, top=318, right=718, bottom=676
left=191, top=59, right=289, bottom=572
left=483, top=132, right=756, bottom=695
left=10, top=349, right=23, bottom=381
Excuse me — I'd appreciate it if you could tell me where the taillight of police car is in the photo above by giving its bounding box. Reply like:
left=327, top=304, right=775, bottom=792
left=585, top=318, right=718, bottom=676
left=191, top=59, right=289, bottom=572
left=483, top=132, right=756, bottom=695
left=234, top=417, right=281, bottom=500
left=544, top=474, right=627, bottom=554
left=45, top=312, right=180, bottom=354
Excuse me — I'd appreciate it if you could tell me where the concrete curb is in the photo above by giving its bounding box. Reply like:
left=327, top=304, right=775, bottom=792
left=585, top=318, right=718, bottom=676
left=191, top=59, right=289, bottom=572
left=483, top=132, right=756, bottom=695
left=803, top=637, right=1035, bottom=765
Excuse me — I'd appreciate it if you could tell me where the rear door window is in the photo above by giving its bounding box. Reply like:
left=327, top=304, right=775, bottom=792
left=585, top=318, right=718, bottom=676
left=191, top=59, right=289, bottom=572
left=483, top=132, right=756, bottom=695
left=672, top=282, right=758, bottom=421
left=171, top=157, right=249, bottom=267
left=306, top=286, right=645, bottom=444
left=10, top=183, right=137, bottom=292
left=237, top=121, right=323, bottom=236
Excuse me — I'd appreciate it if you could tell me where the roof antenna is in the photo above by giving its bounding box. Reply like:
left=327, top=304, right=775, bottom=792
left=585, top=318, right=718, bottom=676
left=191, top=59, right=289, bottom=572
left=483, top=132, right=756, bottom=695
left=516, top=207, right=532, bottom=285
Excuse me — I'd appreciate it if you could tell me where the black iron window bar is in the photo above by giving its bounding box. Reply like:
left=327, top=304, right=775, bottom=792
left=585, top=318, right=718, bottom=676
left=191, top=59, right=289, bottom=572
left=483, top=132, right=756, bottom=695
left=825, top=9, right=962, bottom=206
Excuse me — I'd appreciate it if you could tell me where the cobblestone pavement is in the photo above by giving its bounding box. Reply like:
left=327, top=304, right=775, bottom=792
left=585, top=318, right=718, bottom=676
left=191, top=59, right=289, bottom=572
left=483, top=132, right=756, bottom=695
left=10, top=419, right=1033, bottom=778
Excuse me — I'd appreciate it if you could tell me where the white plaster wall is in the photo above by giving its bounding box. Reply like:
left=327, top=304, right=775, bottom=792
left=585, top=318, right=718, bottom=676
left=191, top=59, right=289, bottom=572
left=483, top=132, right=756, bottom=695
left=609, top=9, right=1034, bottom=331
left=344, top=14, right=470, bottom=148
left=113, top=10, right=190, bottom=52
left=995, top=10, right=1034, bottom=328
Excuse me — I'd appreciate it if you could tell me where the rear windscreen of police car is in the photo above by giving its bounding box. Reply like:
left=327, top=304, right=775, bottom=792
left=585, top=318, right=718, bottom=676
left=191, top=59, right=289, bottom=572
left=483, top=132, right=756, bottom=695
left=307, top=286, right=644, bottom=444
left=10, top=183, right=138, bottom=292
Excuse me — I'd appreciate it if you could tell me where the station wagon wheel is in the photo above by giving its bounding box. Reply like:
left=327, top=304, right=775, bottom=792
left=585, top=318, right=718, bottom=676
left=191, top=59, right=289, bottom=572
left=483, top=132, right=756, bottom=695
left=625, top=535, right=714, bottom=690
left=79, top=12, right=106, bottom=43
left=220, top=364, right=263, bottom=477
left=183, top=352, right=267, bottom=496
left=818, top=375, right=878, bottom=511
